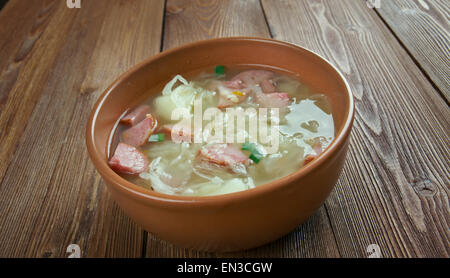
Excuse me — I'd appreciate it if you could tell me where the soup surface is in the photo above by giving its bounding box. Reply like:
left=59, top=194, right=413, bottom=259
left=108, top=66, right=335, bottom=196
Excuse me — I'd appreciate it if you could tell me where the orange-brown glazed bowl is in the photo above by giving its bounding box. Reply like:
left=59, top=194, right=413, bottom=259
left=86, top=37, right=354, bottom=252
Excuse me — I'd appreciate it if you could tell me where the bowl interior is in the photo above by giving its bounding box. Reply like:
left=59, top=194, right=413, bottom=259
left=87, top=37, right=353, bottom=200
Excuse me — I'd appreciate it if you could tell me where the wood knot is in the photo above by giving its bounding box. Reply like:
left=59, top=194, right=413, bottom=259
left=167, top=4, right=184, bottom=14
left=344, top=24, right=365, bottom=34
left=80, top=87, right=97, bottom=96
left=411, top=178, right=437, bottom=197
left=41, top=251, right=53, bottom=258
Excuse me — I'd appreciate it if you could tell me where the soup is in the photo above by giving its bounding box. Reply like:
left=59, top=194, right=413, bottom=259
left=108, top=66, right=335, bottom=196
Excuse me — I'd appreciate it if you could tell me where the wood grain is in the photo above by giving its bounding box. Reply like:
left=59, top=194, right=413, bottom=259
left=0, top=0, right=448, bottom=258
left=0, top=0, right=62, bottom=185
left=261, top=0, right=449, bottom=258
left=162, top=0, right=270, bottom=50
left=0, top=0, right=164, bottom=257
left=376, top=0, right=450, bottom=101
left=144, top=0, right=341, bottom=258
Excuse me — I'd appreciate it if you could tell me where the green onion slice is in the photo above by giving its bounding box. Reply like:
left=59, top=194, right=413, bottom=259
left=242, top=142, right=263, bottom=163
left=148, top=133, right=164, bottom=142
left=241, top=142, right=255, bottom=152
left=215, top=65, right=225, bottom=76
left=249, top=152, right=263, bottom=163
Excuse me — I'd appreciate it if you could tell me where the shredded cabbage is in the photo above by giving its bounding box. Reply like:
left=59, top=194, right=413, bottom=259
left=139, top=157, right=179, bottom=195
left=170, top=85, right=197, bottom=110
left=162, top=75, right=188, bottom=96
left=180, top=176, right=254, bottom=196
left=202, top=178, right=252, bottom=196
left=140, top=142, right=196, bottom=195
left=159, top=74, right=215, bottom=113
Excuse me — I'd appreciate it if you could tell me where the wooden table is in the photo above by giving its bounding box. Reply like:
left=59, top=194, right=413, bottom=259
left=0, top=0, right=448, bottom=258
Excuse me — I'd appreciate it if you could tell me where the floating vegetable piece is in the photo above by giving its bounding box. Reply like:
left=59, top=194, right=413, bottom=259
left=148, top=133, right=165, bottom=142
left=215, top=65, right=225, bottom=76
left=242, top=142, right=263, bottom=164
left=249, top=152, right=263, bottom=163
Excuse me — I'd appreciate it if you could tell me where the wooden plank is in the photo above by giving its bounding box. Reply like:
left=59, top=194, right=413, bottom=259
left=0, top=0, right=61, bottom=184
left=261, top=0, right=449, bottom=258
left=0, top=0, right=164, bottom=257
left=162, top=0, right=270, bottom=49
left=145, top=0, right=340, bottom=258
left=376, top=0, right=450, bottom=101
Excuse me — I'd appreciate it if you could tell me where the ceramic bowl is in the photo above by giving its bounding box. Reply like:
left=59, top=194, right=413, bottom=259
left=86, top=37, right=354, bottom=252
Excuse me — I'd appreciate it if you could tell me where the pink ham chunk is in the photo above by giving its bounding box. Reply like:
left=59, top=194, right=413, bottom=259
left=260, top=79, right=276, bottom=93
left=205, top=80, right=248, bottom=109
left=109, top=143, right=149, bottom=174
left=217, top=88, right=250, bottom=109
left=120, top=105, right=151, bottom=126
left=304, top=142, right=324, bottom=166
left=159, top=124, right=192, bottom=143
left=223, top=79, right=244, bottom=90
left=198, top=144, right=250, bottom=167
left=217, top=98, right=233, bottom=110
left=121, top=114, right=157, bottom=146
left=303, top=154, right=317, bottom=166
left=217, top=70, right=275, bottom=109
left=312, top=142, right=323, bottom=155
left=230, top=70, right=274, bottom=88
left=254, top=91, right=290, bottom=108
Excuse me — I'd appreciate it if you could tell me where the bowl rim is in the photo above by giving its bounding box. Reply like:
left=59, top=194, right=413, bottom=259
left=86, top=37, right=354, bottom=207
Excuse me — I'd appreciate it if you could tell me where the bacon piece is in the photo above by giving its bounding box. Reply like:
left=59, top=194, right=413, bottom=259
left=109, top=143, right=149, bottom=174
left=120, top=105, right=151, bottom=126
left=121, top=114, right=157, bottom=146
left=198, top=144, right=250, bottom=167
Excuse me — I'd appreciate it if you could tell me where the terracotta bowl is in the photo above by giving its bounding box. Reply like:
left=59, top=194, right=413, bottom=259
left=86, top=37, right=354, bottom=252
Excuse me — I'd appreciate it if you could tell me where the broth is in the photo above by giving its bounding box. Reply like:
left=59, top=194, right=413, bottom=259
left=108, top=66, right=334, bottom=196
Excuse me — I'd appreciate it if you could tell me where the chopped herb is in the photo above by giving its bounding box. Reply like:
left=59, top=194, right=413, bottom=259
left=242, top=142, right=263, bottom=163
left=215, top=65, right=225, bottom=76
left=249, top=152, right=263, bottom=163
left=148, top=133, right=164, bottom=142
left=242, top=142, right=256, bottom=152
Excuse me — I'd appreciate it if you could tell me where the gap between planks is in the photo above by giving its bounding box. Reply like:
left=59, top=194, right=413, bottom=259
left=371, top=7, right=449, bottom=105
